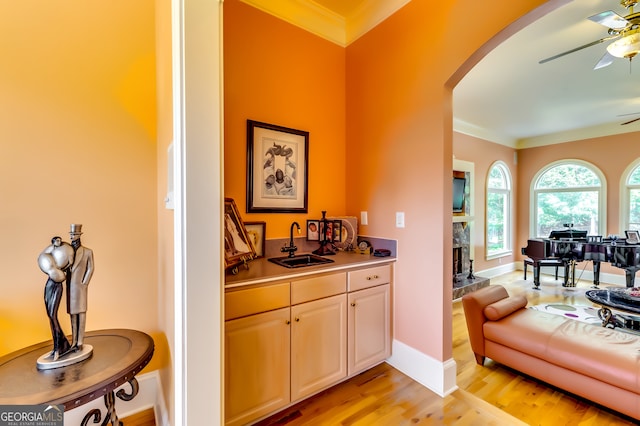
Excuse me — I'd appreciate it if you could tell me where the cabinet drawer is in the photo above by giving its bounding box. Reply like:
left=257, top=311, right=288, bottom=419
left=291, top=272, right=346, bottom=305
left=225, top=282, right=290, bottom=320
left=348, top=265, right=391, bottom=292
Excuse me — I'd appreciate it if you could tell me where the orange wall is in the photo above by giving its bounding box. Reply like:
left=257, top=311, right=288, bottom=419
left=224, top=0, right=555, bottom=364
left=517, top=132, right=640, bottom=276
left=223, top=0, right=346, bottom=238
left=0, top=2, right=161, bottom=363
left=454, top=133, right=518, bottom=272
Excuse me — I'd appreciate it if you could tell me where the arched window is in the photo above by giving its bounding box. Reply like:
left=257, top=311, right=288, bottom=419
left=532, top=160, right=605, bottom=238
left=622, top=159, right=640, bottom=231
left=486, top=162, right=512, bottom=258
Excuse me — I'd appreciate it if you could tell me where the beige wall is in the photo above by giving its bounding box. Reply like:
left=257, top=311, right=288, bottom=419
left=517, top=132, right=640, bottom=276
left=453, top=133, right=518, bottom=272
left=0, top=1, right=164, bottom=371
left=155, top=0, right=175, bottom=419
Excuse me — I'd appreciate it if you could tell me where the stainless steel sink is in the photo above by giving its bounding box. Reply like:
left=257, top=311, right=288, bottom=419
left=268, top=254, right=335, bottom=268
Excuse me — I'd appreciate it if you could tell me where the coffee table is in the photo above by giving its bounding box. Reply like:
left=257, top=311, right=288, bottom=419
left=585, top=289, right=640, bottom=331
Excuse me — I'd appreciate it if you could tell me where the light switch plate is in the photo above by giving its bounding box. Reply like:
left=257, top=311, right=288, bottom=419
left=396, top=212, right=405, bottom=228
left=361, top=211, right=368, bottom=225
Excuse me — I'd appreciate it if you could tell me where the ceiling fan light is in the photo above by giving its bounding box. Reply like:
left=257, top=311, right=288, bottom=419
left=606, top=31, right=640, bottom=58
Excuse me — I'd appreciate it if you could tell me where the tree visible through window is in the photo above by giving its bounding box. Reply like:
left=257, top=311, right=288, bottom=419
left=626, top=164, right=640, bottom=231
left=486, top=162, right=511, bottom=257
left=533, top=162, right=602, bottom=238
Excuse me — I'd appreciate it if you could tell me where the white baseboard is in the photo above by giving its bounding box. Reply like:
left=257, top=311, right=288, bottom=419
left=64, top=370, right=168, bottom=425
left=476, top=262, right=517, bottom=279
left=386, top=339, right=458, bottom=397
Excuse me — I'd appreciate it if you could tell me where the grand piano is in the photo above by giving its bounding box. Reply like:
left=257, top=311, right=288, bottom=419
left=522, top=227, right=640, bottom=289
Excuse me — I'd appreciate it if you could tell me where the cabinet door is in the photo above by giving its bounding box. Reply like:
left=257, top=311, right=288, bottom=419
left=348, top=284, right=391, bottom=375
left=291, top=294, right=347, bottom=401
left=225, top=308, right=290, bottom=426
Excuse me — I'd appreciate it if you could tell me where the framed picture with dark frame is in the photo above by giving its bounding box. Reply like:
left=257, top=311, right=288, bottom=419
left=244, top=221, right=266, bottom=257
left=320, top=221, right=335, bottom=243
left=306, top=220, right=320, bottom=241
left=246, top=120, right=309, bottom=213
left=224, top=198, right=256, bottom=269
left=626, top=230, right=640, bottom=244
left=332, top=220, right=343, bottom=242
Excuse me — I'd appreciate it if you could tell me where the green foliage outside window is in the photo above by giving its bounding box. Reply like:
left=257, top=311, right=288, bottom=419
left=487, top=163, right=510, bottom=255
left=535, top=164, right=600, bottom=238
left=628, top=168, right=640, bottom=230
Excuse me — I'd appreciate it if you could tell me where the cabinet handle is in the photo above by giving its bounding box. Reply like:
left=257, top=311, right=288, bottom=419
left=366, top=275, right=379, bottom=281
left=285, top=320, right=291, bottom=325
left=373, top=275, right=379, bottom=279
left=366, top=276, right=371, bottom=280
left=351, top=302, right=356, bottom=307
left=295, top=317, right=300, bottom=322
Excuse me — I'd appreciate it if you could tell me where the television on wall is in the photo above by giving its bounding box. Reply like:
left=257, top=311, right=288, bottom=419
left=453, top=177, right=466, bottom=213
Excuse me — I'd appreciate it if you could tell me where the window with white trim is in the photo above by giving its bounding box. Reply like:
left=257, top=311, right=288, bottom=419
left=624, top=160, right=640, bottom=231
left=532, top=161, right=605, bottom=238
left=486, top=162, right=512, bottom=257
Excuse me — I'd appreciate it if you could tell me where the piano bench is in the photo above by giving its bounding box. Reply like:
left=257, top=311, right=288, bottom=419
left=523, top=257, right=563, bottom=281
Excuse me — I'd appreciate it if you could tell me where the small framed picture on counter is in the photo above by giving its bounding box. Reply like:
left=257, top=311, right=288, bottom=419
left=307, top=220, right=320, bottom=241
left=626, top=230, right=640, bottom=244
left=244, top=221, right=266, bottom=257
left=224, top=198, right=256, bottom=268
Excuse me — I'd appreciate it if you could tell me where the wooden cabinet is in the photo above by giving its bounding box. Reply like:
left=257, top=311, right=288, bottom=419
left=291, top=293, right=347, bottom=401
left=224, top=262, right=392, bottom=425
left=225, top=308, right=290, bottom=426
left=348, top=284, right=391, bottom=375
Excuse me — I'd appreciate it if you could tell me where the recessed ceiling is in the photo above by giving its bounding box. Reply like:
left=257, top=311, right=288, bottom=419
left=242, top=0, right=640, bottom=148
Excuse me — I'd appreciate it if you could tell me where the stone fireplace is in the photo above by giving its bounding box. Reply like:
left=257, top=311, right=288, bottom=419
left=452, top=159, right=490, bottom=300
left=452, top=221, right=490, bottom=299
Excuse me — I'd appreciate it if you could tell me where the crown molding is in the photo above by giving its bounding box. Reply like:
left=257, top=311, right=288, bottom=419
left=240, top=0, right=346, bottom=46
left=346, top=0, right=411, bottom=45
left=239, top=0, right=410, bottom=47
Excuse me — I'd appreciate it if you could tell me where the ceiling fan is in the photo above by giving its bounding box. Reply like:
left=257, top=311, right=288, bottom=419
left=540, top=0, right=640, bottom=69
left=619, top=111, right=640, bottom=125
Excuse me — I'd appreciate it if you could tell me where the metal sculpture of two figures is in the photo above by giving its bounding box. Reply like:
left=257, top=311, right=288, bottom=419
left=36, top=224, right=95, bottom=370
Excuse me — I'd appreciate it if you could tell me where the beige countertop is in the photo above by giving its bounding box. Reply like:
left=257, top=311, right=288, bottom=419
left=225, top=251, right=396, bottom=289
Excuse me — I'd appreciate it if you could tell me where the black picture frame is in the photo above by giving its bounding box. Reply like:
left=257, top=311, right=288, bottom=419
left=246, top=120, right=309, bottom=213
left=306, top=220, right=320, bottom=241
left=332, top=220, right=343, bottom=242
left=626, top=230, right=640, bottom=244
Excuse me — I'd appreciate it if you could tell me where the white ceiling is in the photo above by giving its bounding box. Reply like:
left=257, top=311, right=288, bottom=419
left=455, top=0, right=640, bottom=148
left=246, top=0, right=640, bottom=148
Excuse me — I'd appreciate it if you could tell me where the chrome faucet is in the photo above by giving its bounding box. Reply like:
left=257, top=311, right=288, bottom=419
left=282, top=221, right=301, bottom=257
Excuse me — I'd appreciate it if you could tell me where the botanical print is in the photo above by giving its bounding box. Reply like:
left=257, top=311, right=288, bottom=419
left=262, top=138, right=297, bottom=200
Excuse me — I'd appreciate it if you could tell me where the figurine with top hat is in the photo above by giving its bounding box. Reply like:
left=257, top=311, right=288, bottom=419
left=36, top=224, right=95, bottom=370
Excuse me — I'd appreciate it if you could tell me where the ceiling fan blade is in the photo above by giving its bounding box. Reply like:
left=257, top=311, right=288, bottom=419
left=594, top=51, right=615, bottom=69
left=588, top=10, right=629, bottom=29
left=621, top=116, right=640, bottom=125
left=539, top=36, right=618, bottom=64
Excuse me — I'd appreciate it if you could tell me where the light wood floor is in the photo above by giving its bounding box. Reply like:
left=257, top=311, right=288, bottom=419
left=121, top=407, right=156, bottom=426
left=257, top=271, right=638, bottom=425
